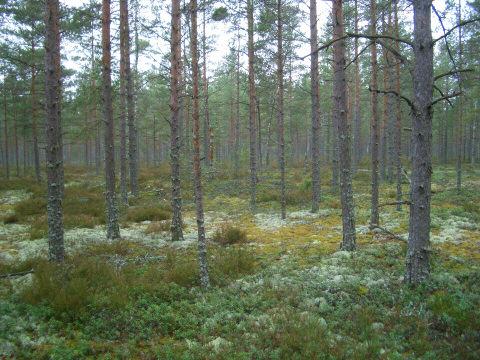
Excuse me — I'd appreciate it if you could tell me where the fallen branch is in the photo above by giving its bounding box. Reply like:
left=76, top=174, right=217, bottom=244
left=371, top=226, right=406, bottom=242
left=0, top=269, right=34, bottom=279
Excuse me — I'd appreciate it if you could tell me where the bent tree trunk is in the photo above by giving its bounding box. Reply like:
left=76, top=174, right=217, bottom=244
left=190, top=0, right=210, bottom=288
left=332, top=0, right=356, bottom=251
left=310, top=0, right=321, bottom=213
left=405, top=0, right=434, bottom=284
left=44, top=0, right=65, bottom=262
left=101, top=0, right=120, bottom=239
left=170, top=0, right=184, bottom=241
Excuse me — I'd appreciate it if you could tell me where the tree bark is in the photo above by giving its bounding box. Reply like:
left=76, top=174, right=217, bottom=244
left=44, top=0, right=65, bottom=262
left=332, top=0, right=356, bottom=251
left=247, top=0, right=257, bottom=211
left=13, top=95, right=19, bottom=177
left=310, top=0, right=321, bottom=213
left=234, top=27, right=241, bottom=178
left=190, top=0, right=210, bottom=288
left=101, top=0, right=120, bottom=239
left=276, top=0, right=286, bottom=220
left=369, top=0, right=380, bottom=228
left=170, top=0, right=184, bottom=242
left=405, top=0, right=434, bottom=284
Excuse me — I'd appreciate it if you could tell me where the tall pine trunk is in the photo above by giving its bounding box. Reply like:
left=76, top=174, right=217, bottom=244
left=310, top=0, right=321, bottom=212
left=170, top=0, right=184, bottom=241
left=455, top=0, right=463, bottom=193
left=101, top=0, right=120, bottom=239
left=276, top=0, right=286, bottom=219
left=119, top=0, right=129, bottom=204
left=405, top=0, right=434, bottom=284
left=125, top=0, right=138, bottom=197
left=247, top=0, right=257, bottom=211
left=2, top=89, right=8, bottom=180
left=332, top=0, right=356, bottom=251
left=190, top=0, right=210, bottom=288
left=44, top=0, right=65, bottom=261
left=369, top=0, right=380, bottom=228
left=31, top=61, right=41, bottom=183
left=394, top=0, right=403, bottom=211
left=201, top=4, right=211, bottom=167
left=353, top=0, right=361, bottom=172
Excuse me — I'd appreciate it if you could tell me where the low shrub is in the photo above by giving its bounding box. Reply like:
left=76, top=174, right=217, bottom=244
left=2, top=213, right=18, bottom=224
left=212, top=224, right=247, bottom=245
left=126, top=206, right=171, bottom=222
left=145, top=221, right=171, bottom=234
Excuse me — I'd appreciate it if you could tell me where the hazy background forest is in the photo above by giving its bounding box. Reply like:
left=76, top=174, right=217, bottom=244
left=0, top=0, right=479, bottom=358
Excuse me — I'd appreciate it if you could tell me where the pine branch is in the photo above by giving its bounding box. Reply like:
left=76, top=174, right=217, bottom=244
left=430, top=91, right=462, bottom=107
left=368, top=86, right=414, bottom=111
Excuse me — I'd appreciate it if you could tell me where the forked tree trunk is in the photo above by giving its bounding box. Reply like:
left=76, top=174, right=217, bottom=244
left=247, top=0, right=257, bottom=211
left=119, top=0, right=129, bottom=204
left=369, top=0, right=380, bottom=228
left=101, top=0, right=120, bottom=239
left=405, top=0, right=434, bottom=284
left=332, top=0, right=356, bottom=251
left=310, top=0, right=321, bottom=212
left=44, top=0, right=65, bottom=261
left=190, top=0, right=210, bottom=288
left=170, top=0, right=184, bottom=242
left=276, top=0, right=286, bottom=220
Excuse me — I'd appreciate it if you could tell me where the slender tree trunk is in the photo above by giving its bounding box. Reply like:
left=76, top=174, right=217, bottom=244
left=234, top=27, right=241, bottom=178
left=247, top=0, right=257, bottom=211
left=125, top=0, right=138, bottom=197
left=3, top=89, right=8, bottom=179
left=369, top=0, right=380, bottom=227
left=101, top=0, right=120, bottom=239
left=119, top=0, right=129, bottom=204
left=31, top=61, right=41, bottom=183
left=170, top=0, right=184, bottom=241
left=455, top=0, right=463, bottom=193
left=353, top=0, right=361, bottom=172
left=190, top=0, right=210, bottom=288
left=405, top=0, right=434, bottom=284
left=13, top=96, right=19, bottom=177
left=394, top=0, right=402, bottom=211
left=44, top=0, right=65, bottom=262
left=257, top=97, right=262, bottom=169
left=332, top=0, right=356, bottom=251
left=310, top=0, right=321, bottom=212
left=276, top=0, right=286, bottom=219
left=201, top=4, right=211, bottom=167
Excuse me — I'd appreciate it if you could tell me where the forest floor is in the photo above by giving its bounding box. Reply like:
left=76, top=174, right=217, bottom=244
left=0, top=164, right=479, bottom=359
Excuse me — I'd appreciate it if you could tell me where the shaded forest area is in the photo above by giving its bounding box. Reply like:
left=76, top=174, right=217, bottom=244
left=0, top=0, right=479, bottom=358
